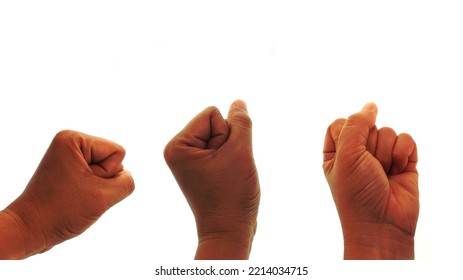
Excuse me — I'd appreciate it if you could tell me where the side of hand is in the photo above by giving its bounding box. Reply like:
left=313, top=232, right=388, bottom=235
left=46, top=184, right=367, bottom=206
left=164, top=100, right=260, bottom=260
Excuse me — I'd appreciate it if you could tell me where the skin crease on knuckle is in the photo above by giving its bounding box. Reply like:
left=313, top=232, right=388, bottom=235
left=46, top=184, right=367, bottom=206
left=230, top=113, right=252, bottom=130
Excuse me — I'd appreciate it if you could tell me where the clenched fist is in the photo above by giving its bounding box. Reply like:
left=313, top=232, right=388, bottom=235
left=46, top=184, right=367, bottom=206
left=164, top=100, right=260, bottom=260
left=0, top=130, right=134, bottom=259
left=323, top=103, right=419, bottom=259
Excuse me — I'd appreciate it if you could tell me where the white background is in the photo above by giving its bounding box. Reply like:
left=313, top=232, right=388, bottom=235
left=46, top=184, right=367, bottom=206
left=0, top=1, right=461, bottom=279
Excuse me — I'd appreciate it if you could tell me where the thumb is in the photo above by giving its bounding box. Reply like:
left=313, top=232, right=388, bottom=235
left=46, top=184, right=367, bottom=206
left=338, top=102, right=378, bottom=152
left=175, top=106, right=229, bottom=150
left=226, top=100, right=253, bottom=146
left=100, top=170, right=135, bottom=208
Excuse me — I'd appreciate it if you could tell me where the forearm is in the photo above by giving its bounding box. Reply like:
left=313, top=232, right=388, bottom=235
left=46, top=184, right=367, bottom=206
left=342, top=222, right=414, bottom=260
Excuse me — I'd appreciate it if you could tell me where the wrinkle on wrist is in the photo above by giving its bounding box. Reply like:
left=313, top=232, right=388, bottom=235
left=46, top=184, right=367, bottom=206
left=342, top=222, right=415, bottom=260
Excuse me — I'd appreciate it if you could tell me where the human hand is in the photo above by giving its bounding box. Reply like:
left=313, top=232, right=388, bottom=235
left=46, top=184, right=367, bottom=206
left=1, top=130, right=134, bottom=259
left=164, top=100, right=260, bottom=260
left=323, top=103, right=419, bottom=259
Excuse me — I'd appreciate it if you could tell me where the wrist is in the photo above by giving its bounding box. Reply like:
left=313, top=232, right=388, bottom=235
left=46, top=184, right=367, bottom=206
left=1, top=198, right=50, bottom=259
left=0, top=210, right=29, bottom=259
left=342, top=222, right=415, bottom=260
left=195, top=217, right=257, bottom=260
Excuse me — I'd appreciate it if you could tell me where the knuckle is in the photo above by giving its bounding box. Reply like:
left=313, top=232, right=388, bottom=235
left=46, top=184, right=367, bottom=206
left=206, top=106, right=220, bottom=113
left=332, top=118, right=346, bottom=126
left=379, top=127, right=397, bottom=136
left=378, top=127, right=397, bottom=143
left=53, top=130, right=79, bottom=145
left=116, top=144, right=126, bottom=157
left=398, top=132, right=414, bottom=141
left=163, top=140, right=177, bottom=165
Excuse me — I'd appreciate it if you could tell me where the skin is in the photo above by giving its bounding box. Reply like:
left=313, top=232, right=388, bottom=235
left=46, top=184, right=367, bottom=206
left=164, top=100, right=260, bottom=260
left=323, top=103, right=419, bottom=260
left=0, top=130, right=135, bottom=259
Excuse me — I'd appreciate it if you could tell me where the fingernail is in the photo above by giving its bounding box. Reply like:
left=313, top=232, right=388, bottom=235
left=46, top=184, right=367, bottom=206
left=363, top=102, right=376, bottom=111
left=234, top=100, right=248, bottom=112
